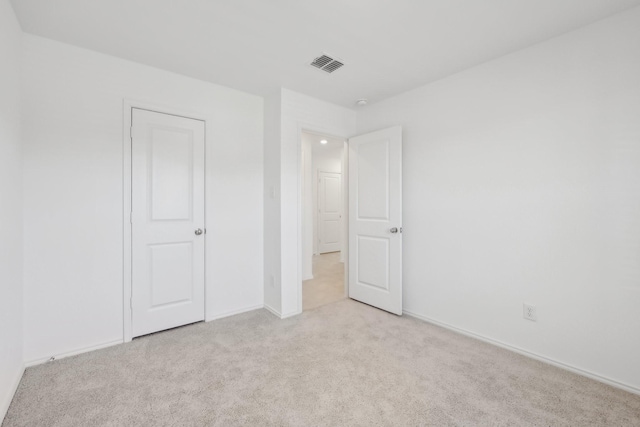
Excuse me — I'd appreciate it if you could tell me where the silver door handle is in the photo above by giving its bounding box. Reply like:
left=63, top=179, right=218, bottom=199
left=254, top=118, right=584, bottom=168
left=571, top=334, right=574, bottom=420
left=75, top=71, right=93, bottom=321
left=195, top=228, right=203, bottom=236
left=390, top=227, right=398, bottom=233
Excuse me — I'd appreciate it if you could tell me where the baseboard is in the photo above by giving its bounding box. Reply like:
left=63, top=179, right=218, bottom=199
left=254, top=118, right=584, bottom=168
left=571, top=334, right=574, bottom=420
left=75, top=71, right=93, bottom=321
left=1, top=363, right=25, bottom=423
left=403, top=309, right=640, bottom=396
left=206, top=304, right=264, bottom=321
left=24, top=339, right=123, bottom=368
left=302, top=274, right=313, bottom=281
left=263, top=303, right=282, bottom=318
left=280, top=310, right=302, bottom=319
left=264, top=303, right=302, bottom=319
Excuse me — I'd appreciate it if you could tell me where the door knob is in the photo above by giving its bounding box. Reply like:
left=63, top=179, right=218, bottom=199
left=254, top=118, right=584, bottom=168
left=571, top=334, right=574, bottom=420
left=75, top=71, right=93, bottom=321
left=390, top=227, right=398, bottom=233
left=195, top=228, right=203, bottom=236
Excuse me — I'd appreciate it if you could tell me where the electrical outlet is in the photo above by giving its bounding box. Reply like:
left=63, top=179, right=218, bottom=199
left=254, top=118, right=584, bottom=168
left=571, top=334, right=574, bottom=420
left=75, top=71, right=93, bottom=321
left=523, top=303, right=537, bottom=322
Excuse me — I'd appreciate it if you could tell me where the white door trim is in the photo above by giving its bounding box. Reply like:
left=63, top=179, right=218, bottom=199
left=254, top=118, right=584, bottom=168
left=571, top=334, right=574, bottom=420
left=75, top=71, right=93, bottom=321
left=340, top=140, right=348, bottom=288
left=297, top=124, right=350, bottom=314
left=122, top=99, right=210, bottom=342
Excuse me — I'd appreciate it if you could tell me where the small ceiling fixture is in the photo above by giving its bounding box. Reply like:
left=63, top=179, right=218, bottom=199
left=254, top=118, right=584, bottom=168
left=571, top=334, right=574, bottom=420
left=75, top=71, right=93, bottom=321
left=356, top=99, right=368, bottom=106
left=320, top=139, right=328, bottom=145
left=310, top=53, right=345, bottom=74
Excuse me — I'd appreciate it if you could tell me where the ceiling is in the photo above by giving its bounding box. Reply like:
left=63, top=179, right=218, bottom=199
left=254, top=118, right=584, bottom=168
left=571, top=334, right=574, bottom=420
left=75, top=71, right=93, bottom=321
left=10, top=0, right=640, bottom=108
left=303, top=131, right=345, bottom=154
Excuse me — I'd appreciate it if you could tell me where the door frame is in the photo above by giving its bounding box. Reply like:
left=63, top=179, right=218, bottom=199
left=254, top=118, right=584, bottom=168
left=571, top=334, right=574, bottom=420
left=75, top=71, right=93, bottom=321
left=122, top=99, right=210, bottom=342
left=298, top=125, right=350, bottom=313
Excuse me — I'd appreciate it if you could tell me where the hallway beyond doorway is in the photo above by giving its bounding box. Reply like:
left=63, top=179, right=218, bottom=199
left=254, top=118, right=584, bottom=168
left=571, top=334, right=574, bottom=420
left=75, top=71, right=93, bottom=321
left=302, top=252, right=345, bottom=310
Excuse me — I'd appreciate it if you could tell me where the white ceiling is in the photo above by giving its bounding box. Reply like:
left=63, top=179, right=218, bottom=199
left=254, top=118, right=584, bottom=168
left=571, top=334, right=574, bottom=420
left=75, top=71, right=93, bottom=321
left=10, top=0, right=640, bottom=108
left=303, top=131, right=345, bottom=154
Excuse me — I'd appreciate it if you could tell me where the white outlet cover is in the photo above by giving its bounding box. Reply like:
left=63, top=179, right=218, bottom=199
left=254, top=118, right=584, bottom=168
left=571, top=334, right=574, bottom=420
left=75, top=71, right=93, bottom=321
left=523, top=303, right=537, bottom=322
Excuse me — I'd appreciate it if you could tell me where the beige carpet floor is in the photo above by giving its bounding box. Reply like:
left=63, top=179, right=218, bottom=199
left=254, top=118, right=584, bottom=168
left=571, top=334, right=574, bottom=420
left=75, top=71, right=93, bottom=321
left=3, top=300, right=640, bottom=426
left=302, top=252, right=345, bottom=311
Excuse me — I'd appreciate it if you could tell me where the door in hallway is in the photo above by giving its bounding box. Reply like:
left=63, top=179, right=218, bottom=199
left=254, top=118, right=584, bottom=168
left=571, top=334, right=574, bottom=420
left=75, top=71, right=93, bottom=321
left=318, top=171, right=342, bottom=254
left=131, top=108, right=205, bottom=337
left=348, top=126, right=403, bottom=315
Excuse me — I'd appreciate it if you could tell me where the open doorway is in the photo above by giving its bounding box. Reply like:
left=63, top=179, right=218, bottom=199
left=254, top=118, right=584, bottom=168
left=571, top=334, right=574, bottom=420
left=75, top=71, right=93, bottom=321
left=301, top=130, right=347, bottom=311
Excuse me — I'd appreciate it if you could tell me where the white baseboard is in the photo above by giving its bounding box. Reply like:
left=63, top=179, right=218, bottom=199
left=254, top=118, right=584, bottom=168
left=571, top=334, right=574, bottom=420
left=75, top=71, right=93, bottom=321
left=264, top=303, right=302, bottom=319
left=24, top=304, right=273, bottom=370
left=302, top=274, right=313, bottom=281
left=263, top=303, right=282, bottom=318
left=280, top=310, right=302, bottom=319
left=206, top=304, right=264, bottom=321
left=24, top=339, right=123, bottom=368
left=403, top=309, right=640, bottom=396
left=1, top=363, right=25, bottom=423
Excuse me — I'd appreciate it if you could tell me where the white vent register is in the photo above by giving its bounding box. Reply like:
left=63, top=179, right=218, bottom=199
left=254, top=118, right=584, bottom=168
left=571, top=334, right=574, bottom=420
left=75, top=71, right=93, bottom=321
left=311, top=54, right=344, bottom=73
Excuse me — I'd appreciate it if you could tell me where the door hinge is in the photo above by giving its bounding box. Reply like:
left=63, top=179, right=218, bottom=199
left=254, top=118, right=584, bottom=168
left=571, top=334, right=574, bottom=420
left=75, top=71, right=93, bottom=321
left=129, top=298, right=133, bottom=309
left=130, top=126, right=133, bottom=139
left=130, top=212, right=133, bottom=224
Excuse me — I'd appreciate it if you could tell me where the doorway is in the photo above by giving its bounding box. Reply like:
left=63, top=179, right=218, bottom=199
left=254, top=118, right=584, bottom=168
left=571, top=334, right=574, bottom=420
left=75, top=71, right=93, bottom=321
left=301, top=131, right=347, bottom=310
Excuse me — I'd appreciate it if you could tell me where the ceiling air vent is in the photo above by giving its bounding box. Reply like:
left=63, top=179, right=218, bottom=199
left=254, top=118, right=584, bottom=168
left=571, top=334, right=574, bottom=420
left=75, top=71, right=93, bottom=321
left=310, top=54, right=344, bottom=73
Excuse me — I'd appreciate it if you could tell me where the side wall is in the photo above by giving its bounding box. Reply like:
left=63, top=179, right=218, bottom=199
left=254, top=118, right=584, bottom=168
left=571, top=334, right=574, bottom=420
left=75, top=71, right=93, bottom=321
left=356, top=7, right=640, bottom=391
left=0, top=0, right=23, bottom=419
left=22, top=35, right=264, bottom=362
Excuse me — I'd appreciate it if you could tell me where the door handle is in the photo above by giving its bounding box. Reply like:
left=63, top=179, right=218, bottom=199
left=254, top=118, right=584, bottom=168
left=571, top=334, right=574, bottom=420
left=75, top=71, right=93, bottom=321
left=390, top=227, right=398, bottom=234
left=195, top=228, right=203, bottom=236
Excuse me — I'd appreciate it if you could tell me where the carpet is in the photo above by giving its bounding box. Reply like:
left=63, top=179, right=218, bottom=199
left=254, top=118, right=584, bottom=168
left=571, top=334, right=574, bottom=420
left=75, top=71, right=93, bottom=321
left=3, top=299, right=640, bottom=426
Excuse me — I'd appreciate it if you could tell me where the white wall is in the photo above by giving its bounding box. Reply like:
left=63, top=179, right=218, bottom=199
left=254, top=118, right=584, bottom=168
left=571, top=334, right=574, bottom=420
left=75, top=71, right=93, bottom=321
left=356, top=7, right=640, bottom=392
left=312, top=146, right=342, bottom=174
left=22, top=35, right=264, bottom=363
left=0, top=0, right=23, bottom=418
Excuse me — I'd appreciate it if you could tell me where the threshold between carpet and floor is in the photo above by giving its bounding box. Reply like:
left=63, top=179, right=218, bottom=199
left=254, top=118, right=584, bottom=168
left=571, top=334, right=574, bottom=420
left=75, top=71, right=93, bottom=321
left=3, top=299, right=640, bottom=426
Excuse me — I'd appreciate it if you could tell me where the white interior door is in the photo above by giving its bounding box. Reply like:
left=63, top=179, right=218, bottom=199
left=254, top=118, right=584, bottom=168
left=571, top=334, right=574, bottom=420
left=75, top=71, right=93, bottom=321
left=348, top=126, right=402, bottom=315
left=131, top=108, right=205, bottom=337
left=318, top=171, right=342, bottom=253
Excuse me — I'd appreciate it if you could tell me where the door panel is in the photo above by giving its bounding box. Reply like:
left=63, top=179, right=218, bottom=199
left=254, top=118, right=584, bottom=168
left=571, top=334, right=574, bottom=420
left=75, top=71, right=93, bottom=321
left=356, top=236, right=389, bottom=291
left=131, top=108, right=205, bottom=337
left=318, top=172, right=342, bottom=254
left=150, top=128, right=193, bottom=220
left=148, top=242, right=193, bottom=308
left=357, top=139, right=389, bottom=220
left=349, top=126, right=402, bottom=315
